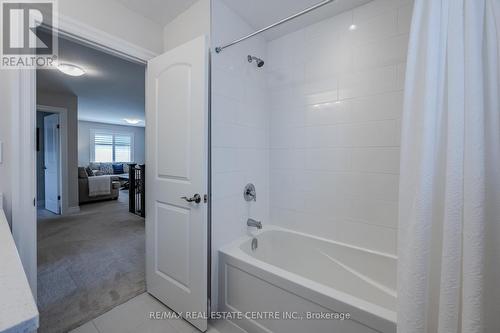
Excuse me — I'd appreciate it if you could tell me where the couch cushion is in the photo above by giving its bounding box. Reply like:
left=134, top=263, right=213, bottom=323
left=112, top=163, right=125, bottom=174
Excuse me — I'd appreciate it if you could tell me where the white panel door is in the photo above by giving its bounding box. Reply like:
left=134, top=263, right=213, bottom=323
left=44, top=114, right=60, bottom=214
left=146, top=36, right=209, bottom=332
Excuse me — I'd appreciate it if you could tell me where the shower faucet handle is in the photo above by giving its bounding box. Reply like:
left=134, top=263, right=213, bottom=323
left=244, top=183, right=256, bottom=201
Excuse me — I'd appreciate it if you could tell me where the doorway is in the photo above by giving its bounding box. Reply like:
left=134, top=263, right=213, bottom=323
left=38, top=112, right=60, bottom=215
left=36, top=105, right=69, bottom=216
left=14, top=18, right=210, bottom=333
left=35, top=31, right=148, bottom=332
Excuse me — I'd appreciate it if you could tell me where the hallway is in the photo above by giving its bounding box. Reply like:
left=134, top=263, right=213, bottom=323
left=37, top=191, right=145, bottom=333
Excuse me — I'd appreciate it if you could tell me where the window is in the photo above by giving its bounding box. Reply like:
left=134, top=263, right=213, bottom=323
left=91, top=130, right=134, bottom=163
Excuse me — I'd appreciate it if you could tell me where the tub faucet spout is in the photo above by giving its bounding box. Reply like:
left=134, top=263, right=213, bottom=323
left=247, top=218, right=262, bottom=229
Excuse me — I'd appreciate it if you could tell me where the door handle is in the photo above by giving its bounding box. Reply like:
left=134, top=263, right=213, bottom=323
left=181, top=194, right=201, bottom=204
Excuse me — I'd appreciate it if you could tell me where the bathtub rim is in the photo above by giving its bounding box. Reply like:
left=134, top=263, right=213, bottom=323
left=219, top=225, right=397, bottom=332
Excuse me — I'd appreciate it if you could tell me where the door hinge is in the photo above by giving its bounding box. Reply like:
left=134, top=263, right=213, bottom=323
left=56, top=124, right=60, bottom=129
left=58, top=195, right=61, bottom=200
left=33, top=198, right=36, bottom=207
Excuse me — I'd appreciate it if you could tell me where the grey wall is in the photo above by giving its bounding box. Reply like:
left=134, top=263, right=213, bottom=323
left=78, top=121, right=145, bottom=166
left=37, top=91, right=79, bottom=210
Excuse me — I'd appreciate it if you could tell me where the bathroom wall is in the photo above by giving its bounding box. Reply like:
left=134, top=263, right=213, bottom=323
left=163, top=0, right=211, bottom=52
left=266, top=0, right=413, bottom=255
left=211, top=0, right=269, bottom=309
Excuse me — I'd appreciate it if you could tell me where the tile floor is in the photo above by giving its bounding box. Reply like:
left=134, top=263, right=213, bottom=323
left=70, top=293, right=243, bottom=333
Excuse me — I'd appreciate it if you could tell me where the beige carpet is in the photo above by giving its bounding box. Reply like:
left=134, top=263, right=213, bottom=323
left=37, top=190, right=145, bottom=333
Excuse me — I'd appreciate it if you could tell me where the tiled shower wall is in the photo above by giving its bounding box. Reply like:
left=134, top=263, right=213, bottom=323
left=211, top=0, right=269, bottom=309
left=266, top=0, right=413, bottom=255
left=211, top=0, right=413, bottom=308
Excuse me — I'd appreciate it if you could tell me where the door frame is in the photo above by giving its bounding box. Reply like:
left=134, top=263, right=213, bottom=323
left=37, top=105, right=69, bottom=215
left=12, top=16, right=158, bottom=296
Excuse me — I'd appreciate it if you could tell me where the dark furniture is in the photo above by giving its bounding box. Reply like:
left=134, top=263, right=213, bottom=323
left=128, top=164, right=145, bottom=217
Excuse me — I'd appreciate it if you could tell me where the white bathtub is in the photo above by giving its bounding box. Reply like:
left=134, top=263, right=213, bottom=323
left=218, top=226, right=397, bottom=333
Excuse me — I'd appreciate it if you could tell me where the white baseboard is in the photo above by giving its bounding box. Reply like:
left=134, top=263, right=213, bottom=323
left=66, top=206, right=80, bottom=214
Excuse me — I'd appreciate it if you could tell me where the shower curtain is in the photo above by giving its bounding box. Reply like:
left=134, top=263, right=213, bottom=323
left=397, top=0, right=500, bottom=332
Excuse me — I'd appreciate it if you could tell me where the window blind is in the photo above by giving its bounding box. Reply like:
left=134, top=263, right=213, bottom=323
left=93, top=132, right=133, bottom=163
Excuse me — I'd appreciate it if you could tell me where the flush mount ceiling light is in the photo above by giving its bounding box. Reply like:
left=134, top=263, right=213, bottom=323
left=57, top=63, right=86, bottom=77
left=349, top=11, right=357, bottom=31
left=124, top=118, right=141, bottom=125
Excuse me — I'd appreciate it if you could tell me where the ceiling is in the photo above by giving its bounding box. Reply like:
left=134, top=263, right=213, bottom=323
left=116, top=0, right=199, bottom=26
left=219, top=0, right=372, bottom=40
left=37, top=32, right=146, bottom=127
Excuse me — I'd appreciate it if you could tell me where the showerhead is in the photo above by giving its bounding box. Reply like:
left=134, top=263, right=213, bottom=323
left=248, top=55, right=264, bottom=68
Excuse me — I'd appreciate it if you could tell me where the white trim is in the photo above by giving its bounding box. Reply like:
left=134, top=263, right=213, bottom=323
left=13, top=15, right=156, bottom=295
left=54, top=15, right=158, bottom=64
left=37, top=105, right=70, bottom=216
left=12, top=69, right=37, bottom=297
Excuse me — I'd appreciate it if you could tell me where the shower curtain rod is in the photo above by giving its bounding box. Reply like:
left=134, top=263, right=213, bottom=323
left=214, top=0, right=336, bottom=53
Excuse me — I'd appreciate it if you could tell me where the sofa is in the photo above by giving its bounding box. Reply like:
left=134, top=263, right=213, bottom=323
left=87, top=162, right=131, bottom=177
left=78, top=167, right=120, bottom=204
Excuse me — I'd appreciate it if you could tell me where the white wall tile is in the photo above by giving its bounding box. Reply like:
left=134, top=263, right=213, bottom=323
left=266, top=0, right=411, bottom=256
left=353, top=34, right=409, bottom=71
left=212, top=147, right=239, bottom=173
left=397, top=1, right=414, bottom=34
left=337, top=120, right=400, bottom=147
left=305, top=101, right=352, bottom=126
left=347, top=196, right=399, bottom=228
left=397, top=62, right=407, bottom=90
left=351, top=147, right=400, bottom=174
left=212, top=0, right=412, bottom=294
left=339, top=65, right=398, bottom=99
left=305, top=126, right=340, bottom=148
left=212, top=94, right=239, bottom=125
left=211, top=0, right=270, bottom=310
left=353, top=0, right=400, bottom=21
left=351, top=9, right=398, bottom=43
left=305, top=148, right=352, bottom=171
left=349, top=91, right=403, bottom=122
left=269, top=149, right=305, bottom=170
left=349, top=173, right=400, bottom=202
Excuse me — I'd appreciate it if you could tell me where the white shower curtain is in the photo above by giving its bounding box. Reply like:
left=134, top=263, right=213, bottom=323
left=398, top=0, right=500, bottom=332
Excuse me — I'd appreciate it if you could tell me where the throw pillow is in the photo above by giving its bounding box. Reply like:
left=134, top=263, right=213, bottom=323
left=85, top=166, right=94, bottom=177
left=112, top=163, right=125, bottom=174
left=99, top=163, right=113, bottom=175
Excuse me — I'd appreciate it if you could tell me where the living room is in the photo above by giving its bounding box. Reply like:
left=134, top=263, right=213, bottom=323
left=35, top=30, right=147, bottom=332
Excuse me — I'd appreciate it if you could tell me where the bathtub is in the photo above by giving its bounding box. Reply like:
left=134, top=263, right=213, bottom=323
left=218, top=226, right=397, bottom=333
